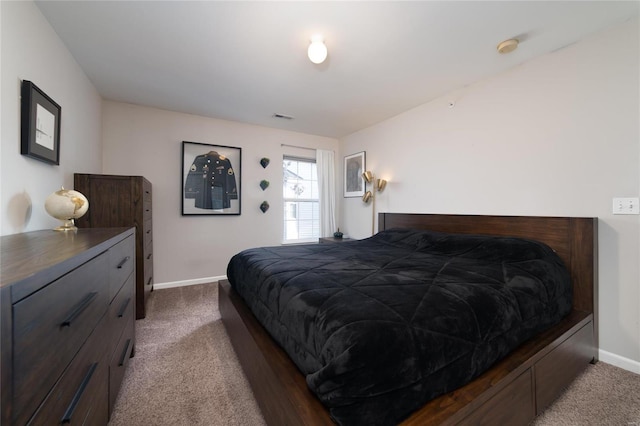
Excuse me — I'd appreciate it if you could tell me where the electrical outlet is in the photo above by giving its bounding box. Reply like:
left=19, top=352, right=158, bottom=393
left=612, top=197, right=640, bottom=215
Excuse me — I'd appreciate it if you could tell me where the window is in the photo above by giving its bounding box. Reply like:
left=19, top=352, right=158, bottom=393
left=283, top=156, right=319, bottom=242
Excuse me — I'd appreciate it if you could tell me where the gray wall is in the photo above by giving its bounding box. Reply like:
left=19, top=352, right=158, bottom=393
left=101, top=101, right=339, bottom=284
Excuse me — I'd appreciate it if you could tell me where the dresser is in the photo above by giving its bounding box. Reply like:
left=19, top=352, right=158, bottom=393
left=0, top=228, right=135, bottom=425
left=74, top=174, right=153, bottom=319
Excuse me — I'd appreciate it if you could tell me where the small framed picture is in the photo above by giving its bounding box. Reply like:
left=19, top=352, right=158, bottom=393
left=182, top=141, right=241, bottom=215
left=21, top=80, right=61, bottom=165
left=344, top=151, right=366, bottom=197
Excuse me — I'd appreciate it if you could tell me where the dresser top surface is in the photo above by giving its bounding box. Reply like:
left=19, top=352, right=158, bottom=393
left=1, top=228, right=134, bottom=297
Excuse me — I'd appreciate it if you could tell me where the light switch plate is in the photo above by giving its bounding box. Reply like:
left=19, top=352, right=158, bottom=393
left=612, top=197, right=640, bottom=215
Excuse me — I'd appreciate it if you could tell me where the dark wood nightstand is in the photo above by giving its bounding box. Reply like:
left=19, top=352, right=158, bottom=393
left=319, top=237, right=354, bottom=244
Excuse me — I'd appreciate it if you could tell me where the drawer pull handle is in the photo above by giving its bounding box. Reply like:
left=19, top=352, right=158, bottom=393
left=117, top=298, right=131, bottom=318
left=61, top=292, right=97, bottom=327
left=146, top=230, right=151, bottom=234
left=146, top=253, right=152, bottom=260
left=117, top=256, right=130, bottom=269
left=119, top=339, right=132, bottom=367
left=61, top=362, right=98, bottom=424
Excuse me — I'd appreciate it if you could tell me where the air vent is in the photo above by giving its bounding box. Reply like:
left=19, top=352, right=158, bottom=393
left=273, top=113, right=294, bottom=120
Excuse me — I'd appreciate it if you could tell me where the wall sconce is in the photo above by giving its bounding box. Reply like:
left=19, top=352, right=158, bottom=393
left=308, top=35, right=328, bottom=64
left=361, top=171, right=388, bottom=235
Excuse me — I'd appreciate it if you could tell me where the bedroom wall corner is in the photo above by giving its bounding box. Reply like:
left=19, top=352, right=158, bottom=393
left=101, top=101, right=340, bottom=285
left=0, top=1, right=102, bottom=236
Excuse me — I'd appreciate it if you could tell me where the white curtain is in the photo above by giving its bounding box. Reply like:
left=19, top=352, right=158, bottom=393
left=316, top=149, right=337, bottom=237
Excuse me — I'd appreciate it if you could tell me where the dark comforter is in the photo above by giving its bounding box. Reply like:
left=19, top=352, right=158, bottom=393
left=226, top=228, right=572, bottom=425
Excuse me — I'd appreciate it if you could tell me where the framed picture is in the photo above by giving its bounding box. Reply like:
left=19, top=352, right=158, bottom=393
left=344, top=151, right=366, bottom=197
left=21, top=80, right=61, bottom=165
left=182, top=141, right=241, bottom=215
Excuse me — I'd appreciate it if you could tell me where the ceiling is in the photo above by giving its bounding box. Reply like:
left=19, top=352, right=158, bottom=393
left=36, top=1, right=639, bottom=139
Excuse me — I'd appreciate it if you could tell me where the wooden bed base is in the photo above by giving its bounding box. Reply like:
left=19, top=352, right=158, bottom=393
left=219, top=213, right=598, bottom=425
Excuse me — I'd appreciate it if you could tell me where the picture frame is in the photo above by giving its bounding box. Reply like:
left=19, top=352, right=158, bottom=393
left=344, top=151, right=366, bottom=197
left=21, top=80, right=61, bottom=165
left=182, top=141, right=241, bottom=215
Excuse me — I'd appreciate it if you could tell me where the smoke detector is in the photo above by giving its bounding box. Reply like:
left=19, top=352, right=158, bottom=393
left=497, top=39, right=519, bottom=54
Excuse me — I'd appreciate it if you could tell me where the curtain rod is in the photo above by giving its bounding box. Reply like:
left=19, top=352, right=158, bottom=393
left=280, top=144, right=315, bottom=151
left=280, top=144, right=334, bottom=153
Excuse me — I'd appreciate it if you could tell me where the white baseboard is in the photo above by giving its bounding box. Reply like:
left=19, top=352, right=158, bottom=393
left=153, top=275, right=227, bottom=290
left=599, top=349, right=640, bottom=374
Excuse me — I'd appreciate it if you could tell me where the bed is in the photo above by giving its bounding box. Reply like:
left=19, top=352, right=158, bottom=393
left=219, top=213, right=597, bottom=425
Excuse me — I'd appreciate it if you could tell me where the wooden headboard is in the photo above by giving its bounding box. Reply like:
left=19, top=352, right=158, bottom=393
left=379, top=213, right=598, bottom=317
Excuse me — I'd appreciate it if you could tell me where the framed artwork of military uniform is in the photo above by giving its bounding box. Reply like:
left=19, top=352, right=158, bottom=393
left=182, top=141, right=241, bottom=215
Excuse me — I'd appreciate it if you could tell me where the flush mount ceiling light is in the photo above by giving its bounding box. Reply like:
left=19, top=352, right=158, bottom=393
left=497, top=38, right=519, bottom=54
left=308, top=35, right=327, bottom=64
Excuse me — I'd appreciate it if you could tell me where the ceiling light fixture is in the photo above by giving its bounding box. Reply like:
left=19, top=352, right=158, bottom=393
left=308, top=35, right=327, bottom=64
left=497, top=38, right=519, bottom=54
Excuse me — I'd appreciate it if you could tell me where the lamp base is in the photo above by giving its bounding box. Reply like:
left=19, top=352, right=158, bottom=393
left=53, top=219, right=77, bottom=232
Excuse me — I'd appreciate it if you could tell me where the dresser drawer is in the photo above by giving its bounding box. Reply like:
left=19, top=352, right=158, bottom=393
left=144, top=247, right=153, bottom=273
left=143, top=198, right=152, bottom=218
left=13, top=254, right=109, bottom=425
left=143, top=218, right=152, bottom=244
left=534, top=321, right=593, bottom=413
left=458, top=369, right=534, bottom=426
left=109, top=273, right=135, bottom=352
left=142, top=182, right=152, bottom=219
left=144, top=265, right=153, bottom=292
left=108, top=235, right=134, bottom=301
left=145, top=235, right=153, bottom=255
left=27, top=316, right=109, bottom=426
left=145, top=274, right=154, bottom=291
left=109, top=316, right=135, bottom=412
left=143, top=179, right=152, bottom=201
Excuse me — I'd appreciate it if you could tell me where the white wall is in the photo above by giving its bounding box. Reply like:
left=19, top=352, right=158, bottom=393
left=341, top=19, right=640, bottom=368
left=101, top=101, right=339, bottom=284
left=1, top=1, right=102, bottom=235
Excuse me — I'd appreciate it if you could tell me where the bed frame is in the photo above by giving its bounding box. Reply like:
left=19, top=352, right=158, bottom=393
left=219, top=213, right=597, bottom=425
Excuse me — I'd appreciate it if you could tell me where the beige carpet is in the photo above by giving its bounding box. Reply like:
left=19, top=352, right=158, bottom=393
left=532, top=361, right=640, bottom=426
left=109, top=283, right=640, bottom=426
left=108, top=283, right=266, bottom=426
